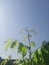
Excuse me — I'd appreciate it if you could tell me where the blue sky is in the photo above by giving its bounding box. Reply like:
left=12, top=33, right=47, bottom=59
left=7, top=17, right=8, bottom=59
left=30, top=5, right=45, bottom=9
left=0, top=0, right=49, bottom=59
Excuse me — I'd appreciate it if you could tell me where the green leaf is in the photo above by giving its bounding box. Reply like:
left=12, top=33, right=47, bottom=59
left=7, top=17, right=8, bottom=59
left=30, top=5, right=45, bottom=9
left=1, top=59, right=8, bottom=65
left=25, top=45, right=30, bottom=50
left=33, top=52, right=38, bottom=64
left=5, top=39, right=14, bottom=51
left=23, top=35, right=32, bottom=42
left=22, top=46, right=27, bottom=56
left=18, top=43, right=23, bottom=53
left=30, top=29, right=36, bottom=34
left=23, top=35, right=28, bottom=42
left=18, top=43, right=27, bottom=56
left=30, top=41, right=35, bottom=48
left=11, top=40, right=19, bottom=49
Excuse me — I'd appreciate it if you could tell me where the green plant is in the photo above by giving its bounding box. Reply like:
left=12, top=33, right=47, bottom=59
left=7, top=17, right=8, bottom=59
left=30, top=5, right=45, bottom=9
left=33, top=41, right=49, bottom=65
left=5, top=28, right=36, bottom=65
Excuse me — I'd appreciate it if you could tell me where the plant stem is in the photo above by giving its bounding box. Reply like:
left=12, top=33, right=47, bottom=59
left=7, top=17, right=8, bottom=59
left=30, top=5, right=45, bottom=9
left=26, top=27, right=32, bottom=65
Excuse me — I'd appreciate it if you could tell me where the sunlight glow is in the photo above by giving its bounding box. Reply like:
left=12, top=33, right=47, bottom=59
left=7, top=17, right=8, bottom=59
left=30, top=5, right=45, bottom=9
left=0, top=2, right=6, bottom=38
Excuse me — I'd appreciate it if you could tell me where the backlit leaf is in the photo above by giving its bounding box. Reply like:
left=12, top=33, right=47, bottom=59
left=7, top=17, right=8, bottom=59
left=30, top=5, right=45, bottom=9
left=5, top=39, right=14, bottom=51
left=23, top=35, right=32, bottom=42
left=23, top=35, right=28, bottom=42
left=30, top=41, right=35, bottom=48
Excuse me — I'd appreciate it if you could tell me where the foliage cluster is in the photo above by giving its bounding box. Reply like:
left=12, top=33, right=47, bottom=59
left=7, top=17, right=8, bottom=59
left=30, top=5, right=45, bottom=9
left=0, top=28, right=49, bottom=65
